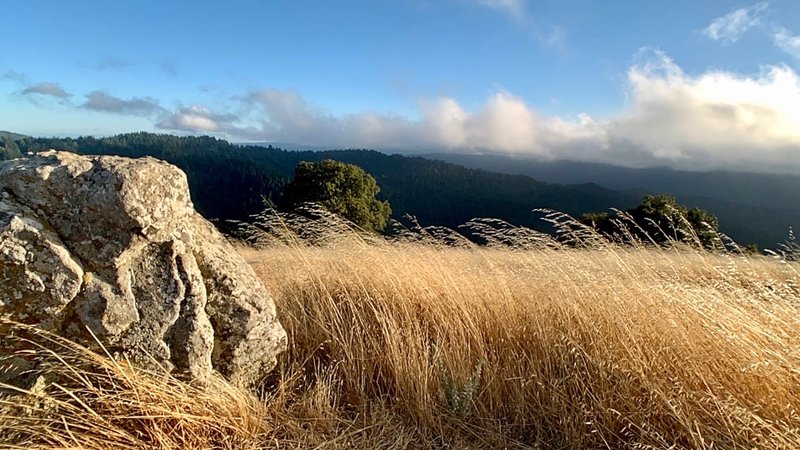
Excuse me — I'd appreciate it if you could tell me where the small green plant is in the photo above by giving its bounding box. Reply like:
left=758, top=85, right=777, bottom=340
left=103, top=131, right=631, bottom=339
left=442, top=359, right=483, bottom=418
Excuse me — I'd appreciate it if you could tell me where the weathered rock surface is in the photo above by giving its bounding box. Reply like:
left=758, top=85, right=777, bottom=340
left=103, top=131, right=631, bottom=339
left=0, top=151, right=286, bottom=385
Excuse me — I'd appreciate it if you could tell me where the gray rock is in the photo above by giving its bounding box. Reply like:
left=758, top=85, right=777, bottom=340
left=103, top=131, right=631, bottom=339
left=0, top=151, right=286, bottom=385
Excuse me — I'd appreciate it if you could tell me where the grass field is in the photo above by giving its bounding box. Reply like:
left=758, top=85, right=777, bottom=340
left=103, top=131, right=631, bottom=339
left=2, top=214, right=800, bottom=449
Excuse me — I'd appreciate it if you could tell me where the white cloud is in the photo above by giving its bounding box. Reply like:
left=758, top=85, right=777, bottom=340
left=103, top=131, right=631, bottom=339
left=774, top=27, right=800, bottom=59
left=156, top=104, right=260, bottom=138
left=241, top=89, right=419, bottom=148
left=420, top=97, right=468, bottom=147
left=467, top=91, right=539, bottom=151
left=703, top=4, right=800, bottom=61
left=159, top=105, right=221, bottom=131
left=702, top=3, right=768, bottom=43
left=601, top=49, right=800, bottom=171
left=473, top=0, right=525, bottom=20
left=149, top=49, right=800, bottom=174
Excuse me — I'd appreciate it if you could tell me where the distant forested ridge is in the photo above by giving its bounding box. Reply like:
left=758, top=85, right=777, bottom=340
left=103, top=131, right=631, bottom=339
left=427, top=153, right=800, bottom=248
left=8, top=132, right=639, bottom=235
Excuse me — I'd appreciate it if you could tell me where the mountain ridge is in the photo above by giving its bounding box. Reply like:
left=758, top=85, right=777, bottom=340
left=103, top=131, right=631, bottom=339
left=425, top=153, right=800, bottom=247
left=6, top=132, right=639, bottom=239
left=5, top=132, right=794, bottom=248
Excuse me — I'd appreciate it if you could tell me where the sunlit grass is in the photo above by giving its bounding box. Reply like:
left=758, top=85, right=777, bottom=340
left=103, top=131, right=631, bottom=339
left=3, top=210, right=800, bottom=449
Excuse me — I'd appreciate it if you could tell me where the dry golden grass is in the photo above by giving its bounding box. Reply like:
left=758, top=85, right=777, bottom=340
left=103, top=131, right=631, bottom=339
left=0, top=326, right=269, bottom=449
left=3, top=215, right=800, bottom=449
left=245, top=235, right=800, bottom=449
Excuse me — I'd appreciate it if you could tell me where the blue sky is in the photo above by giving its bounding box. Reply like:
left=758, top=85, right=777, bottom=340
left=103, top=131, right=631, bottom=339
left=2, top=1, right=800, bottom=172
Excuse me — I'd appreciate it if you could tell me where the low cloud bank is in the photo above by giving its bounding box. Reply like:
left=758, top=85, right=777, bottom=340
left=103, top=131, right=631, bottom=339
left=152, top=49, right=799, bottom=173
left=596, top=50, right=800, bottom=172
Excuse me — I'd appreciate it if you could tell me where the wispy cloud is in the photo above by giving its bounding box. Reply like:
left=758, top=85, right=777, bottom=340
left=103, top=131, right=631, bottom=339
left=82, top=91, right=162, bottom=115
left=159, top=60, right=180, bottom=77
left=95, top=56, right=132, bottom=71
left=773, top=27, right=800, bottom=59
left=1, top=71, right=27, bottom=84
left=702, top=2, right=768, bottom=43
left=473, top=0, right=525, bottom=20
left=2, top=72, right=72, bottom=100
left=703, top=3, right=800, bottom=61
left=539, top=25, right=567, bottom=52
left=20, top=82, right=72, bottom=99
left=466, top=0, right=567, bottom=50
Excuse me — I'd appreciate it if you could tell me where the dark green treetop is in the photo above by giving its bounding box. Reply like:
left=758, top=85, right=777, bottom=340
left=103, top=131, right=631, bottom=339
left=0, top=136, right=21, bottom=160
left=281, top=159, right=392, bottom=232
left=581, top=193, right=722, bottom=249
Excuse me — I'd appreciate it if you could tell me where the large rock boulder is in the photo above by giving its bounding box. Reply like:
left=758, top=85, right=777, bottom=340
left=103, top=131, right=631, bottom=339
left=0, top=151, right=286, bottom=385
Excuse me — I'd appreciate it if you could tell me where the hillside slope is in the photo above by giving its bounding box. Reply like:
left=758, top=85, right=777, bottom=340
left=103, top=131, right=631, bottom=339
left=426, top=153, right=800, bottom=248
left=10, top=133, right=639, bottom=234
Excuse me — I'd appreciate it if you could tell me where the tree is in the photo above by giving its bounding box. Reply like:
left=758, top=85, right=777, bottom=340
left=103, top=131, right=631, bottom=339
left=0, top=136, right=21, bottom=160
left=633, top=194, right=690, bottom=242
left=580, top=194, right=721, bottom=249
left=281, top=159, right=392, bottom=232
left=686, top=207, right=720, bottom=248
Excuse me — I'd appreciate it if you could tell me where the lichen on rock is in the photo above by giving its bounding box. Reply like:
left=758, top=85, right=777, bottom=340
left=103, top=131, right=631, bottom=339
left=0, top=151, right=287, bottom=385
